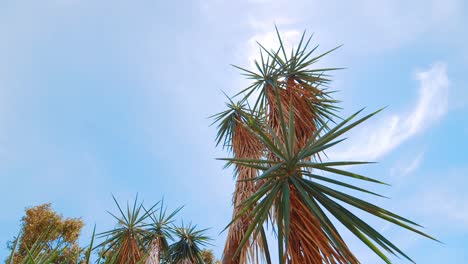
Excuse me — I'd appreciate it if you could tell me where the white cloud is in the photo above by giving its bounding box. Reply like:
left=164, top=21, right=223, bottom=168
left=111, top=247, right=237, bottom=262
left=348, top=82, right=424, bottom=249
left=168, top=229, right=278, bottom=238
left=241, top=0, right=462, bottom=53
left=401, top=152, right=424, bottom=176
left=391, top=151, right=425, bottom=178
left=412, top=186, right=468, bottom=229
left=406, top=167, right=468, bottom=229
left=237, top=27, right=302, bottom=104
left=330, top=63, right=449, bottom=160
left=246, top=29, right=302, bottom=69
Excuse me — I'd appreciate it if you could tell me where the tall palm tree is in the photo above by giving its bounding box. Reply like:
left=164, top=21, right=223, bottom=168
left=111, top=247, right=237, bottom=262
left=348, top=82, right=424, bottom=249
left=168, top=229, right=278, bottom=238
left=97, top=195, right=157, bottom=264
left=143, top=200, right=182, bottom=264
left=165, top=223, right=211, bottom=264
left=215, top=28, right=343, bottom=263
left=216, top=28, right=437, bottom=264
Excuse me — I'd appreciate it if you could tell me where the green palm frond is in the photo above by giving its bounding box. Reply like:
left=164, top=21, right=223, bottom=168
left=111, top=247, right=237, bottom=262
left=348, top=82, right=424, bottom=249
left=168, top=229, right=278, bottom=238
left=8, top=231, right=21, bottom=264
left=83, top=225, right=96, bottom=264
left=8, top=227, right=79, bottom=264
left=210, top=95, right=264, bottom=151
left=96, top=195, right=158, bottom=264
left=165, top=223, right=211, bottom=264
left=231, top=28, right=343, bottom=131
left=143, top=199, right=183, bottom=251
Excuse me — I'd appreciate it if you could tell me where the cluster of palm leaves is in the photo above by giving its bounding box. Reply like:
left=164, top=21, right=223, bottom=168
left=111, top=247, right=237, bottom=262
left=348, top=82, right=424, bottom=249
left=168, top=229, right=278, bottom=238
left=7, top=226, right=92, bottom=264
left=213, top=28, right=437, bottom=264
left=7, top=196, right=211, bottom=264
left=97, top=196, right=211, bottom=264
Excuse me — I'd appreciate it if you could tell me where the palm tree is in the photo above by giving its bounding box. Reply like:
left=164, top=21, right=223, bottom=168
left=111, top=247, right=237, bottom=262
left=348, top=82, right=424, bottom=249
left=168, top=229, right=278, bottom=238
left=215, top=28, right=437, bottom=264
left=165, top=223, right=211, bottom=264
left=143, top=200, right=182, bottom=264
left=97, top=195, right=157, bottom=264
left=214, top=28, right=342, bottom=264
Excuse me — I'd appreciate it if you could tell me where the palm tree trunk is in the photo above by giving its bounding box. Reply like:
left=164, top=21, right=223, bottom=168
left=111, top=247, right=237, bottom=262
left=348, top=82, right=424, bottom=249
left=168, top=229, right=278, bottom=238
left=222, top=167, right=256, bottom=264
left=118, top=234, right=141, bottom=264
left=223, top=117, right=263, bottom=264
left=222, top=238, right=240, bottom=264
left=145, top=238, right=161, bottom=264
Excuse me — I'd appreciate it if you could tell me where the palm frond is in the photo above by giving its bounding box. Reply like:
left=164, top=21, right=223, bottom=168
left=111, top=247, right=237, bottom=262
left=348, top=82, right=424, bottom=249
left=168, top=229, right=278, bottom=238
left=165, top=223, right=211, bottom=264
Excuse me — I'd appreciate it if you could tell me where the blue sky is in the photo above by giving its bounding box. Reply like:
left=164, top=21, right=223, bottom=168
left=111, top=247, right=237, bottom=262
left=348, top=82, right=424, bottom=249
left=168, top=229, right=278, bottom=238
left=1, top=0, right=467, bottom=263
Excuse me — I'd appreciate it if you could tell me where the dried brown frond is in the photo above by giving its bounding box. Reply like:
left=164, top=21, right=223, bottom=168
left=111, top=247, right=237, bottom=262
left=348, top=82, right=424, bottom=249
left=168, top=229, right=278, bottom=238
left=232, top=115, right=264, bottom=159
left=117, top=233, right=142, bottom=264
left=223, top=166, right=259, bottom=264
left=265, top=80, right=358, bottom=263
left=223, top=117, right=265, bottom=264
left=284, top=188, right=358, bottom=264
left=266, top=79, right=318, bottom=151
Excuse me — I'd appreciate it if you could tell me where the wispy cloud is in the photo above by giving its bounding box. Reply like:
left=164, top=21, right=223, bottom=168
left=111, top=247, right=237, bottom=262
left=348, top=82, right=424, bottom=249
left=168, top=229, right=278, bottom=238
left=410, top=166, right=468, bottom=230
left=401, top=152, right=424, bottom=176
left=418, top=190, right=468, bottom=228
left=246, top=29, right=301, bottom=68
left=390, top=151, right=425, bottom=178
left=235, top=0, right=464, bottom=57
left=238, top=27, right=302, bottom=103
left=330, top=63, right=449, bottom=160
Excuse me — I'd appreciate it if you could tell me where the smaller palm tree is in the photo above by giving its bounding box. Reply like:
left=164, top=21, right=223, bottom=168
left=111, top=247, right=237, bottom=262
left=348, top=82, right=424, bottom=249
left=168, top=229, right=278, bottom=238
left=97, top=195, right=157, bottom=264
left=165, top=223, right=211, bottom=264
left=143, top=200, right=183, bottom=264
left=7, top=197, right=213, bottom=264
